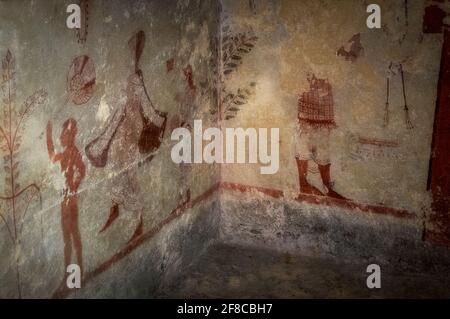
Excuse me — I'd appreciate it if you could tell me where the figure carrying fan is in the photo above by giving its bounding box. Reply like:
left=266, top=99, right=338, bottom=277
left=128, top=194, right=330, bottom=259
left=85, top=30, right=167, bottom=243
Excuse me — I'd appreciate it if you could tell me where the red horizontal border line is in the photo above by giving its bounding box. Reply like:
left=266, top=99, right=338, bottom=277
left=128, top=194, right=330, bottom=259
left=53, top=181, right=414, bottom=298
left=220, top=182, right=284, bottom=198
left=294, top=192, right=415, bottom=219
left=358, top=137, right=399, bottom=148
left=221, top=182, right=415, bottom=219
left=87, top=182, right=221, bottom=280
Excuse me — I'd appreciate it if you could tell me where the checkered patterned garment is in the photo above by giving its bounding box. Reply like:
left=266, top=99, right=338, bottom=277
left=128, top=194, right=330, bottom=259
left=298, top=78, right=336, bottom=128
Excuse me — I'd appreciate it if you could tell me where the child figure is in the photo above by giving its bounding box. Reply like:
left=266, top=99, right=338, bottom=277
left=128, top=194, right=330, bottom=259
left=47, top=119, right=86, bottom=277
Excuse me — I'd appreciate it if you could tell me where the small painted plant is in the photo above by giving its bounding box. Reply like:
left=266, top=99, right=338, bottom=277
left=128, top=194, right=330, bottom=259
left=223, top=82, right=256, bottom=120
left=0, top=49, right=47, bottom=298
left=209, top=3, right=258, bottom=121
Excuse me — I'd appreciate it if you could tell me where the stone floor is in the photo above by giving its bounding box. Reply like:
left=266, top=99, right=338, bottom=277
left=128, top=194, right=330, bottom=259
left=156, top=243, right=450, bottom=298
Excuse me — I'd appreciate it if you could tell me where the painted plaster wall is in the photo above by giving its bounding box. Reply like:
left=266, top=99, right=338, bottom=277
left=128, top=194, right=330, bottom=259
left=0, top=0, right=219, bottom=298
left=220, top=0, right=441, bottom=215
left=218, top=191, right=450, bottom=290
left=0, top=0, right=448, bottom=299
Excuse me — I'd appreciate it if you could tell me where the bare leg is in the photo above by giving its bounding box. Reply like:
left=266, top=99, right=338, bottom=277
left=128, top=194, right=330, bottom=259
left=296, top=158, right=323, bottom=196
left=60, top=201, right=72, bottom=289
left=70, top=196, right=83, bottom=276
left=127, top=213, right=143, bottom=244
left=318, top=163, right=347, bottom=200
left=99, top=202, right=120, bottom=234
left=61, top=202, right=73, bottom=269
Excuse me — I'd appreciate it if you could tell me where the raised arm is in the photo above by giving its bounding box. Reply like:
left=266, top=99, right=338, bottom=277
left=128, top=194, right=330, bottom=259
left=137, top=71, right=166, bottom=127
left=46, top=121, right=61, bottom=163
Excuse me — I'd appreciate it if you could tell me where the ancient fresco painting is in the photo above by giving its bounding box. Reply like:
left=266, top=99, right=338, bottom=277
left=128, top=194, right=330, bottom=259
left=423, top=2, right=450, bottom=245
left=85, top=30, right=167, bottom=243
left=76, top=0, right=89, bottom=44
left=170, top=63, right=199, bottom=205
left=346, top=134, right=404, bottom=162
left=383, top=63, right=414, bottom=129
left=295, top=74, right=346, bottom=200
left=336, top=33, right=364, bottom=63
left=1, top=0, right=450, bottom=299
left=46, top=119, right=85, bottom=287
left=67, top=55, right=96, bottom=106
left=0, top=50, right=47, bottom=297
left=215, top=3, right=258, bottom=121
left=0, top=0, right=221, bottom=298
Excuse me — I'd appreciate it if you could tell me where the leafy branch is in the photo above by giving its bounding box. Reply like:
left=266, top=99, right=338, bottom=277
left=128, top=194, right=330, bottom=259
left=222, top=30, right=258, bottom=76
left=0, top=49, right=46, bottom=298
left=206, top=4, right=258, bottom=121
left=223, top=82, right=256, bottom=120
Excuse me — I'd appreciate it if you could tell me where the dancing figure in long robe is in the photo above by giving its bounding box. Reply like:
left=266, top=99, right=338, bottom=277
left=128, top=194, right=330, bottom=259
left=85, top=30, right=167, bottom=242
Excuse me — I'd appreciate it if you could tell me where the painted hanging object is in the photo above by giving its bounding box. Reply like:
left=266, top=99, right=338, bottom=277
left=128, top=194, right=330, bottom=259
left=67, top=55, right=96, bottom=105
left=383, top=63, right=413, bottom=129
left=76, top=0, right=89, bottom=44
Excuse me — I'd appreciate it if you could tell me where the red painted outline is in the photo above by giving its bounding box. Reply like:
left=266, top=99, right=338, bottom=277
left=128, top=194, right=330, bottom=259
left=52, top=182, right=220, bottom=298
left=358, top=137, right=399, bottom=148
left=221, top=182, right=414, bottom=219
left=53, top=181, right=414, bottom=298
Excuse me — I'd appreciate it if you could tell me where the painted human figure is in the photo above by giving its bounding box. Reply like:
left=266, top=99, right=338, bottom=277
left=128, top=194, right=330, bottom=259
left=178, top=65, right=197, bottom=202
left=168, top=64, right=198, bottom=205
left=87, top=30, right=167, bottom=242
left=295, top=73, right=346, bottom=200
left=47, top=119, right=86, bottom=276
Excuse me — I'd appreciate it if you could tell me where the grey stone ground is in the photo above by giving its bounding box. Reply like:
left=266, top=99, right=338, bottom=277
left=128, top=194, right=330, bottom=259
left=154, top=193, right=450, bottom=299
left=156, top=243, right=450, bottom=299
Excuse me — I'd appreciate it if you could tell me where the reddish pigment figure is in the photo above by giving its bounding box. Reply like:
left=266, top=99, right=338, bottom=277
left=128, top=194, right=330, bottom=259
left=166, top=58, right=175, bottom=73
left=295, top=73, right=346, bottom=200
left=85, top=30, right=167, bottom=242
left=167, top=63, right=199, bottom=207
left=173, top=64, right=199, bottom=205
left=47, top=119, right=86, bottom=278
left=336, top=33, right=363, bottom=63
left=183, top=64, right=196, bottom=91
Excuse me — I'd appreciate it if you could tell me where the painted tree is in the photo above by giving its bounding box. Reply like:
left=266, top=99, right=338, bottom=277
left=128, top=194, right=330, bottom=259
left=209, top=4, right=258, bottom=121
left=0, top=49, right=46, bottom=297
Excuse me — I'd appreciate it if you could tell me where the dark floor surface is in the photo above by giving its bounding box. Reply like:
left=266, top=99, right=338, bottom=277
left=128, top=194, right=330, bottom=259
left=156, top=243, right=450, bottom=298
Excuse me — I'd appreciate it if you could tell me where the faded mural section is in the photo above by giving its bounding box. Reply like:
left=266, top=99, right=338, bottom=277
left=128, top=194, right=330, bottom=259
left=0, top=0, right=219, bottom=298
left=220, top=0, right=442, bottom=222
left=0, top=0, right=449, bottom=298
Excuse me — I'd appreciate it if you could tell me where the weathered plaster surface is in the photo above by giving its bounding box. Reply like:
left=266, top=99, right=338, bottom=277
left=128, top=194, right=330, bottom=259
left=0, top=0, right=219, bottom=298
left=0, top=0, right=449, bottom=298
left=221, top=0, right=440, bottom=214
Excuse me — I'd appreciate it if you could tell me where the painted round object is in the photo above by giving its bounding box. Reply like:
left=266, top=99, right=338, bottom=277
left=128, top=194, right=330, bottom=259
left=67, top=55, right=96, bottom=105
